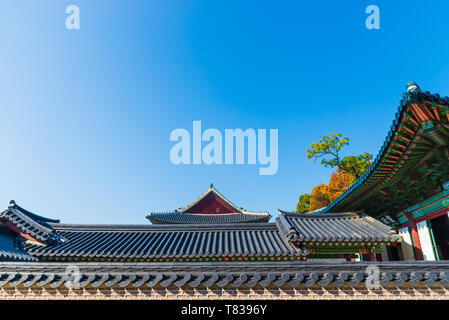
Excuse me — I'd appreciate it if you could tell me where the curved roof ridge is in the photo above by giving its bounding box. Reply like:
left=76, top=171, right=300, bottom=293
left=0, top=201, right=63, bottom=244
left=240, top=210, right=270, bottom=215
left=8, top=200, right=60, bottom=224
left=323, top=83, right=449, bottom=213
left=150, top=211, right=268, bottom=217
left=278, top=209, right=359, bottom=218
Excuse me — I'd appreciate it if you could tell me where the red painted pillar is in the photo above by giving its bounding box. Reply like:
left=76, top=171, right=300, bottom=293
left=407, top=213, right=424, bottom=260
left=368, top=249, right=376, bottom=261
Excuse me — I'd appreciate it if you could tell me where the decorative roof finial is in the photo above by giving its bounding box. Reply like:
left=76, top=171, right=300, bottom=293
left=8, top=200, right=16, bottom=207
left=406, top=81, right=420, bottom=93
left=210, top=183, right=214, bottom=189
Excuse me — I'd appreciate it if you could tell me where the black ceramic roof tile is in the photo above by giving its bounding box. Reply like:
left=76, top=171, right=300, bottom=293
left=0, top=260, right=448, bottom=289
left=147, top=212, right=271, bottom=224
left=24, top=223, right=307, bottom=259
left=277, top=210, right=402, bottom=243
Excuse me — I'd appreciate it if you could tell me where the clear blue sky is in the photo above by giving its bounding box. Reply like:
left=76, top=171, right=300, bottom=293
left=1, top=0, right=448, bottom=224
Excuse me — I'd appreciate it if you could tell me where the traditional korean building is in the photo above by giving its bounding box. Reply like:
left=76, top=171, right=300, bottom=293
left=0, top=82, right=448, bottom=300
left=0, top=186, right=402, bottom=263
left=320, top=82, right=449, bottom=263
left=147, top=184, right=271, bottom=224
left=0, top=185, right=448, bottom=300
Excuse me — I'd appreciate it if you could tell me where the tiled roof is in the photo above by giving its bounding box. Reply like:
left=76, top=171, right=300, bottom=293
left=0, top=201, right=63, bottom=244
left=178, top=184, right=244, bottom=213
left=0, top=261, right=448, bottom=288
left=276, top=210, right=402, bottom=243
left=0, top=227, right=37, bottom=262
left=0, top=202, right=401, bottom=263
left=323, top=84, right=449, bottom=214
left=147, top=212, right=271, bottom=224
left=148, top=185, right=271, bottom=224
left=25, top=223, right=307, bottom=260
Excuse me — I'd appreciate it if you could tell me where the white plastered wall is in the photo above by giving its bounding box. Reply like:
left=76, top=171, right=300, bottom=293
left=398, top=227, right=415, bottom=261
left=416, top=220, right=436, bottom=261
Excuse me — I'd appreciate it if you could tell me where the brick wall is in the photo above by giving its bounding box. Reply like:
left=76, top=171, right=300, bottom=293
left=0, top=283, right=448, bottom=300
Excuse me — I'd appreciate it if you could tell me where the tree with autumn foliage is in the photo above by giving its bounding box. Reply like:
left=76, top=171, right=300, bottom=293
left=327, top=171, right=353, bottom=202
left=296, top=133, right=372, bottom=213
left=306, top=133, right=372, bottom=180
left=297, top=171, right=353, bottom=212
left=296, top=194, right=311, bottom=213
left=308, top=183, right=331, bottom=211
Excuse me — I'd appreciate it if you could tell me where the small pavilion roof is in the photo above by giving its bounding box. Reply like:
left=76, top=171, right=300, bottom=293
left=276, top=210, right=402, bottom=243
left=0, top=201, right=63, bottom=245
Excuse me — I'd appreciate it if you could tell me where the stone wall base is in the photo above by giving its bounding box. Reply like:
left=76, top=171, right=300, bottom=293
left=0, top=284, right=448, bottom=300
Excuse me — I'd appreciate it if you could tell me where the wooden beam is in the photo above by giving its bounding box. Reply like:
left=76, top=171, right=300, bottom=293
left=1, top=222, right=44, bottom=245
left=406, top=213, right=424, bottom=261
